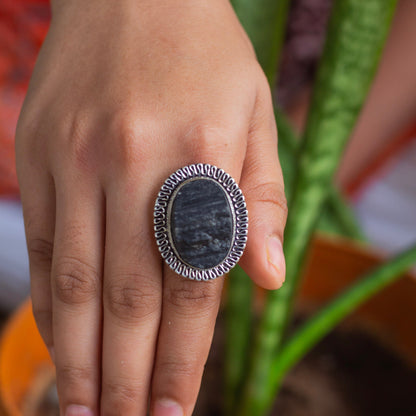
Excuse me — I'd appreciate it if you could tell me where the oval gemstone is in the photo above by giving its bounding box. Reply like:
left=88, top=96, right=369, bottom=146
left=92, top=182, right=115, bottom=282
left=170, top=178, right=234, bottom=269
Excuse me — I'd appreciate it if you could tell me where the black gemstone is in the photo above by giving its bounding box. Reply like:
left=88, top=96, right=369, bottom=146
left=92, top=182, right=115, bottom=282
left=170, top=178, right=234, bottom=269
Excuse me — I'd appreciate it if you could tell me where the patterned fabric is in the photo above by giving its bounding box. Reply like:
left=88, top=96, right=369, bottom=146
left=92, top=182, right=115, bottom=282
left=0, top=0, right=50, bottom=196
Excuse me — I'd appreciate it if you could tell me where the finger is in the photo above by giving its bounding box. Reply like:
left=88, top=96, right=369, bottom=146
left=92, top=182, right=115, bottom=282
left=19, top=170, right=55, bottom=359
left=151, top=147, right=244, bottom=416
left=151, top=269, right=223, bottom=416
left=51, top=176, right=104, bottom=416
left=100, top=179, right=163, bottom=415
left=238, top=85, right=288, bottom=290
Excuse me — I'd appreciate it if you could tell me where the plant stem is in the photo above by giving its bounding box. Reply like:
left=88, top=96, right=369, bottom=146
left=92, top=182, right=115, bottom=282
left=264, top=244, right=416, bottom=411
left=274, top=111, right=297, bottom=198
left=322, top=188, right=365, bottom=240
left=237, top=1, right=398, bottom=415
left=224, top=266, right=254, bottom=414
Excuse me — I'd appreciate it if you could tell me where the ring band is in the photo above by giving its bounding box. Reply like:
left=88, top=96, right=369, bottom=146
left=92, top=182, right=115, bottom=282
left=154, top=164, right=248, bottom=281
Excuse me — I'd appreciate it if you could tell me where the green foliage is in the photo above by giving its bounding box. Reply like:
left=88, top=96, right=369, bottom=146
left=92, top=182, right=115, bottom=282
left=222, top=1, right=412, bottom=416
left=224, top=266, right=253, bottom=414
left=276, top=110, right=365, bottom=240
left=239, top=0, right=398, bottom=413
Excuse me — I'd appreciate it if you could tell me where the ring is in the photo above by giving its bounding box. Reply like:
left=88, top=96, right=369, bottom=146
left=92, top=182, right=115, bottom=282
left=154, top=164, right=248, bottom=281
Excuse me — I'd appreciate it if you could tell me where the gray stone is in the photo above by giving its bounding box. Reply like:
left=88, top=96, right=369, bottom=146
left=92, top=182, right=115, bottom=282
left=170, top=178, right=234, bottom=269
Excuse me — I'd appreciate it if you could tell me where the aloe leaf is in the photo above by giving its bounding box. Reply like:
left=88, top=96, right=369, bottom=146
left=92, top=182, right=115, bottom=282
left=238, top=1, right=398, bottom=415
left=263, top=244, right=416, bottom=413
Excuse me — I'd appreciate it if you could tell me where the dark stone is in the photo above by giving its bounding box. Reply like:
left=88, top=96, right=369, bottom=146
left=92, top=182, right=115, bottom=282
left=170, top=178, right=234, bottom=269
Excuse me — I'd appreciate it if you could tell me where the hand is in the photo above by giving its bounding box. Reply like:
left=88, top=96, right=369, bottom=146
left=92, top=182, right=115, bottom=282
left=15, top=0, right=287, bottom=414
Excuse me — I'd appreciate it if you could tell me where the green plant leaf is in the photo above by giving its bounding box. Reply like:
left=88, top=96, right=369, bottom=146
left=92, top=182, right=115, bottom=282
left=237, top=1, right=398, bottom=415
left=264, top=244, right=416, bottom=412
left=319, top=188, right=365, bottom=240
left=224, top=266, right=254, bottom=414
left=276, top=111, right=364, bottom=241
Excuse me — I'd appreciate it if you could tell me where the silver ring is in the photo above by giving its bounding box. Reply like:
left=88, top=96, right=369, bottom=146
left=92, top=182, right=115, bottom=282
left=154, top=164, right=248, bottom=281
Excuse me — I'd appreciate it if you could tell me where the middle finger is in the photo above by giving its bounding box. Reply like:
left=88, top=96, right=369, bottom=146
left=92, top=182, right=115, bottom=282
left=101, top=179, right=162, bottom=415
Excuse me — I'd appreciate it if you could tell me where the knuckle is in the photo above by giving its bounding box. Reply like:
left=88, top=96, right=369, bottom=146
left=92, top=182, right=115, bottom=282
left=249, top=181, right=288, bottom=218
left=53, top=256, right=99, bottom=305
left=164, top=280, right=220, bottom=314
left=60, top=111, right=159, bottom=176
left=255, top=64, right=272, bottom=100
left=183, top=123, right=234, bottom=160
left=27, top=237, right=53, bottom=269
left=65, top=116, right=95, bottom=172
left=105, top=277, right=160, bottom=323
left=105, top=113, right=155, bottom=173
left=103, top=379, right=143, bottom=410
left=58, top=363, right=95, bottom=390
left=156, top=357, right=202, bottom=380
left=253, top=69, right=275, bottom=120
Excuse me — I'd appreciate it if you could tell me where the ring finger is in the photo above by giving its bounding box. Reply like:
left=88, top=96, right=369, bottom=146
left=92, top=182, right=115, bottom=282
left=150, top=150, right=245, bottom=416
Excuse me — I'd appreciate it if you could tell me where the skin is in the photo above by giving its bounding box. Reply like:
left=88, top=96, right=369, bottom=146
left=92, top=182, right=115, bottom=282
left=15, top=0, right=287, bottom=415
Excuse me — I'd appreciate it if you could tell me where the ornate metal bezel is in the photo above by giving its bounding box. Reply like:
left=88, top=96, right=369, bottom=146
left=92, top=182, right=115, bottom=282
left=154, top=163, right=248, bottom=281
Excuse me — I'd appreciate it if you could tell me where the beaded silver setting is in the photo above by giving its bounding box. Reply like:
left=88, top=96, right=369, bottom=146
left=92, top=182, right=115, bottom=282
left=154, top=164, right=248, bottom=281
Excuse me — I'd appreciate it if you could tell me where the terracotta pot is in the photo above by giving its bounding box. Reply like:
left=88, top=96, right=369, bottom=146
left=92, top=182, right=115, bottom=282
left=0, top=302, right=53, bottom=416
left=0, top=235, right=415, bottom=415
left=298, top=235, right=416, bottom=367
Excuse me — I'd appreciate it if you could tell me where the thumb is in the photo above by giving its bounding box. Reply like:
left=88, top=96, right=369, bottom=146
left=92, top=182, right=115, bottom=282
left=238, top=92, right=287, bottom=290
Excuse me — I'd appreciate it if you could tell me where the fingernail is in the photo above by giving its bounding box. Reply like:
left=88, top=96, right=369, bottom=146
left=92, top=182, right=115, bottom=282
left=266, top=236, right=286, bottom=286
left=65, top=405, right=93, bottom=416
left=153, top=399, right=183, bottom=416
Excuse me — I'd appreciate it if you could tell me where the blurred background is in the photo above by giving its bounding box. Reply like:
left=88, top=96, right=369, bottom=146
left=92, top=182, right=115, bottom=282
left=1, top=0, right=416, bottom=311
left=0, top=0, right=49, bottom=311
left=0, top=0, right=415, bottom=415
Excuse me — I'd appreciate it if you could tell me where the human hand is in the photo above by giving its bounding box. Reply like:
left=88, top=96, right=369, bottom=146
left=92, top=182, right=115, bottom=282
left=15, top=0, right=287, bottom=415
